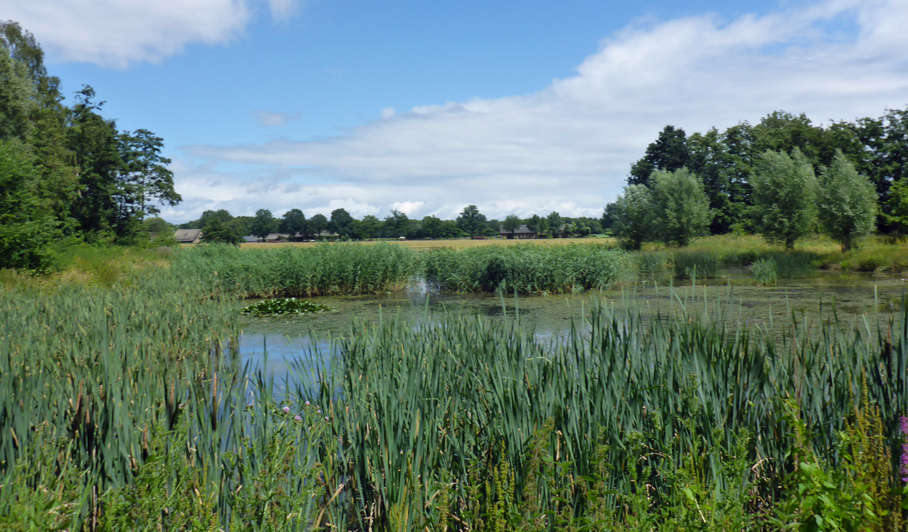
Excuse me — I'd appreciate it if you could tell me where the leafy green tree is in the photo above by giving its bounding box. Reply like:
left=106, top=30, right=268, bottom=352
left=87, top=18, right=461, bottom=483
left=359, top=214, right=382, bottom=240
left=885, top=179, right=908, bottom=234
left=502, top=214, right=522, bottom=236
left=525, top=214, right=541, bottom=233
left=546, top=211, right=563, bottom=237
left=817, top=151, right=877, bottom=252
left=651, top=168, right=712, bottom=247
left=279, top=208, right=308, bottom=239
left=628, top=125, right=690, bottom=187
left=201, top=217, right=243, bottom=245
left=117, top=129, right=181, bottom=221
left=609, top=184, right=653, bottom=250
left=382, top=210, right=410, bottom=238
left=421, top=215, right=443, bottom=239
left=0, top=139, right=58, bottom=269
left=249, top=209, right=276, bottom=240
left=309, top=213, right=328, bottom=236
left=66, top=86, right=124, bottom=237
left=456, top=205, right=486, bottom=239
left=142, top=216, right=173, bottom=240
left=0, top=42, right=34, bottom=141
left=329, top=208, right=355, bottom=238
left=751, top=148, right=818, bottom=250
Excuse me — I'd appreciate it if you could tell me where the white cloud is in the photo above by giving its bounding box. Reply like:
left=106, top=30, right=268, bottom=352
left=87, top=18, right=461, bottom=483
left=380, top=107, right=396, bottom=119
left=252, top=110, right=303, bottom=126
left=172, top=0, right=908, bottom=222
left=1, top=0, right=301, bottom=67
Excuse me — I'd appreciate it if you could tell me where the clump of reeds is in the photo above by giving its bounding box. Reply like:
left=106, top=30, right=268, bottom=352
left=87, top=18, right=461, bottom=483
left=422, top=243, right=631, bottom=293
left=172, top=242, right=421, bottom=297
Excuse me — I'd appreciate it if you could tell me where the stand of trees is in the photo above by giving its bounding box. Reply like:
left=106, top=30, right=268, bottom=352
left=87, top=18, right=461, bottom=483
left=0, top=21, right=181, bottom=269
left=606, top=109, right=905, bottom=250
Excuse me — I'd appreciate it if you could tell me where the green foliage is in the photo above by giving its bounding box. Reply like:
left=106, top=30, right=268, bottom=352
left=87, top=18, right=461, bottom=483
left=423, top=244, right=630, bottom=293
left=628, top=124, right=690, bottom=187
left=610, top=184, right=653, bottom=250
left=457, top=204, right=487, bottom=238
left=249, top=208, right=277, bottom=239
left=0, top=139, right=58, bottom=270
left=241, top=297, right=333, bottom=316
left=818, top=150, right=878, bottom=251
left=750, top=257, right=778, bottom=285
left=752, top=148, right=818, bottom=249
left=501, top=214, right=522, bottom=235
left=671, top=249, right=719, bottom=279
left=651, top=167, right=712, bottom=246
left=174, top=242, right=420, bottom=297
left=201, top=215, right=245, bottom=245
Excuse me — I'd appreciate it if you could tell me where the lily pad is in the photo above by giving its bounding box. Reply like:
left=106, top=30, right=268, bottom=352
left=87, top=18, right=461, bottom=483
left=241, top=298, right=333, bottom=317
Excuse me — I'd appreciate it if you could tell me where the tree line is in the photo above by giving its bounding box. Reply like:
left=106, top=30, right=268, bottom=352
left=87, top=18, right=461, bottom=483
left=177, top=205, right=606, bottom=245
left=605, top=109, right=908, bottom=251
left=0, top=21, right=181, bottom=269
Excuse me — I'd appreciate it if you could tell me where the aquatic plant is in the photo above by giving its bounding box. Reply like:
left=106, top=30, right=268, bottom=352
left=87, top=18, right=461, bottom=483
left=241, top=297, right=333, bottom=316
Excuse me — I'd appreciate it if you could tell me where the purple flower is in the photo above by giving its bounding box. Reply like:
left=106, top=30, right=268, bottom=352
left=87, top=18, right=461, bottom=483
left=900, top=416, right=908, bottom=435
left=316, top=409, right=322, bottom=414
left=304, top=401, right=310, bottom=406
left=294, top=415, right=302, bottom=422
left=282, top=406, right=291, bottom=414
left=900, top=416, right=908, bottom=484
left=325, top=417, right=329, bottom=421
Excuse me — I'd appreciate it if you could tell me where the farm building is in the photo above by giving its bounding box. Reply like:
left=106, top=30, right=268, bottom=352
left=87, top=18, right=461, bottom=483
left=499, top=225, right=536, bottom=239
left=173, top=229, right=203, bottom=244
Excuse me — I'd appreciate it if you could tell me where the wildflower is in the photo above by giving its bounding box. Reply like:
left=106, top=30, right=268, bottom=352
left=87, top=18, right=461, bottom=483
left=316, top=409, right=322, bottom=414
left=304, top=401, right=310, bottom=406
left=325, top=417, right=329, bottom=421
left=282, top=406, right=291, bottom=414
left=294, top=415, right=302, bottom=422
left=900, top=416, right=908, bottom=483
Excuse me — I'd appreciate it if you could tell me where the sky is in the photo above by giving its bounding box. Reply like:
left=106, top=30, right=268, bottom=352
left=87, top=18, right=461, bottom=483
left=2, top=0, right=907, bottom=223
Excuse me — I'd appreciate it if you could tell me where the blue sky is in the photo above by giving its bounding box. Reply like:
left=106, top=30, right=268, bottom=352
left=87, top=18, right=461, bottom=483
left=3, top=0, right=907, bottom=222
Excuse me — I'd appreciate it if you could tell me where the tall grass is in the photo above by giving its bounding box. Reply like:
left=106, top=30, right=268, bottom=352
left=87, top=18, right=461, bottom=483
left=423, top=244, right=631, bottom=293
left=172, top=243, right=421, bottom=297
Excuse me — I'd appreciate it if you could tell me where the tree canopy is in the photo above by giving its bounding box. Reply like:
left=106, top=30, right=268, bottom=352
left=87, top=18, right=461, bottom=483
left=751, top=148, right=818, bottom=250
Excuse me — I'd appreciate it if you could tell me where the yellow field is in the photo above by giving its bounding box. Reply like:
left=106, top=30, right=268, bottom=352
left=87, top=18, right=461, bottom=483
left=240, top=236, right=618, bottom=252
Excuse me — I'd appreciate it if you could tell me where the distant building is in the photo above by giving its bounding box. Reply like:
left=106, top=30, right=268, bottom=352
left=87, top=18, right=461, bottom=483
left=173, top=229, right=203, bottom=244
left=499, top=225, right=536, bottom=239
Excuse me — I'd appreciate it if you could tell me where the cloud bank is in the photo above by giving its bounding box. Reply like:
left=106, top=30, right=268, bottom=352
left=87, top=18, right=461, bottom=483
left=163, top=0, right=907, bottom=221
left=0, top=0, right=300, bottom=67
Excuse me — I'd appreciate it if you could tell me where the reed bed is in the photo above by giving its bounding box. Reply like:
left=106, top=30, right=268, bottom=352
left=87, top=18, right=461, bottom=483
left=422, top=244, right=631, bottom=293
left=172, top=243, right=421, bottom=297
left=4, top=250, right=908, bottom=530
left=296, top=297, right=908, bottom=530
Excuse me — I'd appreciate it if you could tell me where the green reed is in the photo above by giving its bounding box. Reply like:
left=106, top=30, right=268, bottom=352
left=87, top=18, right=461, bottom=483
left=422, top=244, right=631, bottom=293
left=172, top=243, right=421, bottom=298
left=3, top=253, right=908, bottom=530
left=290, top=292, right=908, bottom=530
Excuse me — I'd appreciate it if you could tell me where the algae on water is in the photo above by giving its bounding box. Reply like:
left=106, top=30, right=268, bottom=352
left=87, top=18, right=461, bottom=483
left=241, top=298, right=333, bottom=316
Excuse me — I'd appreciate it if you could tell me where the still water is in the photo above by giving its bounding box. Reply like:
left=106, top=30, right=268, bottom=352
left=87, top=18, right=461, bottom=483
left=238, top=270, right=908, bottom=385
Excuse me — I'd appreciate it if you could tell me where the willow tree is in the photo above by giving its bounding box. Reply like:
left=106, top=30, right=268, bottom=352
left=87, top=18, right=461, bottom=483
left=650, top=168, right=712, bottom=247
left=751, top=148, right=818, bottom=250
left=817, top=150, right=877, bottom=251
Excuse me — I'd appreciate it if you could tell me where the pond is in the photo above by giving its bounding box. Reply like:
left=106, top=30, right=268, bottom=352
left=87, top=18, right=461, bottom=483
left=238, top=270, right=908, bottom=389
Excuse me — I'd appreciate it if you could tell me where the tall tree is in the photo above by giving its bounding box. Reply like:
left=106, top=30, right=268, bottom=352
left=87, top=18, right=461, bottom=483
left=329, top=208, right=355, bottom=238
left=249, top=209, right=276, bottom=240
left=309, top=213, right=328, bottom=236
left=650, top=168, right=712, bottom=247
left=502, top=214, right=522, bottom=236
left=66, top=86, right=124, bottom=236
left=687, top=128, right=734, bottom=234
left=279, top=208, right=308, bottom=239
left=0, top=139, right=58, bottom=269
left=382, top=210, right=410, bottom=238
left=117, top=129, right=181, bottom=221
left=546, top=211, right=563, bottom=237
left=456, top=205, right=486, bottom=239
left=817, top=150, right=877, bottom=252
left=421, top=215, right=443, bottom=239
left=608, top=184, right=653, bottom=250
left=751, top=148, right=818, bottom=250
left=359, top=214, right=382, bottom=240
left=628, top=125, right=690, bottom=187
